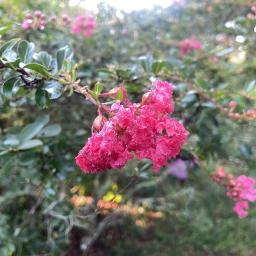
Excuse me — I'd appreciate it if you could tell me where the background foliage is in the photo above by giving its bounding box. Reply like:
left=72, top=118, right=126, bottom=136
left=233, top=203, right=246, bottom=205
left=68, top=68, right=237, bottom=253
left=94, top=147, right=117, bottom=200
left=0, top=0, right=256, bottom=255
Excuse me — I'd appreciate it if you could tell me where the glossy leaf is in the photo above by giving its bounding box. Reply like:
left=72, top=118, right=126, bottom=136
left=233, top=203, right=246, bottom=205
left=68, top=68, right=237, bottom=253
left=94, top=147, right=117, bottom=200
left=56, top=45, right=73, bottom=70
left=43, top=81, right=63, bottom=99
left=2, top=77, right=20, bottom=98
left=24, top=63, right=51, bottom=78
left=18, top=139, right=43, bottom=150
left=0, top=38, right=19, bottom=57
left=18, top=40, right=35, bottom=64
left=38, top=124, right=61, bottom=137
left=19, top=115, right=49, bottom=142
left=35, top=89, right=50, bottom=107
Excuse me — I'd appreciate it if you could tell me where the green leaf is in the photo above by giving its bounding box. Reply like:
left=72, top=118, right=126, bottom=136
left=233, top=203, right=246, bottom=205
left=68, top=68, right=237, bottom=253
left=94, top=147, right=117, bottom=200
left=43, top=81, right=63, bottom=99
left=245, top=80, right=256, bottom=92
left=116, top=69, right=131, bottom=80
left=5, top=58, right=20, bottom=69
left=19, top=115, right=49, bottom=142
left=17, top=40, right=35, bottom=64
left=0, top=38, right=19, bottom=57
left=116, top=89, right=123, bottom=101
left=138, top=55, right=153, bottom=72
left=195, top=79, right=210, bottom=90
left=2, top=50, right=17, bottom=61
left=239, top=144, right=252, bottom=159
left=0, top=22, right=13, bottom=35
left=3, top=135, right=20, bottom=147
left=201, top=102, right=216, bottom=109
left=216, top=47, right=234, bottom=57
left=0, top=26, right=9, bottom=35
left=56, top=45, right=73, bottom=70
left=33, top=51, right=52, bottom=68
left=181, top=91, right=198, bottom=108
left=2, top=77, right=20, bottom=98
left=18, top=139, right=43, bottom=150
left=24, top=63, right=51, bottom=78
left=151, top=61, right=167, bottom=74
left=93, top=82, right=104, bottom=96
left=97, top=68, right=115, bottom=78
left=35, top=89, right=50, bottom=108
left=38, top=124, right=61, bottom=137
left=0, top=150, right=9, bottom=156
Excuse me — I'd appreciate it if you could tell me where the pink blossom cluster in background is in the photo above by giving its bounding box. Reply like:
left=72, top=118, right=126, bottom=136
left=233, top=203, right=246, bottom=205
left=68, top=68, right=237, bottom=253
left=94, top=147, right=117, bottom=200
left=212, top=167, right=256, bottom=218
left=76, top=80, right=188, bottom=173
left=71, top=15, right=96, bottom=38
left=21, top=10, right=47, bottom=30
left=230, top=175, right=256, bottom=218
left=21, top=11, right=96, bottom=38
left=21, top=11, right=72, bottom=31
left=178, top=35, right=202, bottom=57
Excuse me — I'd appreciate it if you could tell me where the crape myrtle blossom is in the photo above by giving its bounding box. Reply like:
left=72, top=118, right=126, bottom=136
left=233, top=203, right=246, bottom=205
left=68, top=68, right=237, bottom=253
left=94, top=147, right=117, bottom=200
left=21, top=10, right=47, bottom=30
left=71, top=15, right=96, bottom=38
left=212, top=167, right=256, bottom=218
left=76, top=80, right=188, bottom=173
left=178, top=35, right=202, bottom=57
left=20, top=11, right=96, bottom=38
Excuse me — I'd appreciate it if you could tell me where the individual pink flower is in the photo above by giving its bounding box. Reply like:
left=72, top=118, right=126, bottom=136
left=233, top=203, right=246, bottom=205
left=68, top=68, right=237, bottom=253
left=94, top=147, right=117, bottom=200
left=61, top=14, right=71, bottom=25
left=228, top=100, right=237, bottom=109
left=179, top=35, right=202, bottom=57
left=34, top=10, right=43, bottom=18
left=71, top=15, right=96, bottom=38
left=21, top=19, right=32, bottom=30
left=234, top=175, right=256, bottom=202
left=233, top=201, right=249, bottom=218
left=76, top=80, right=188, bottom=173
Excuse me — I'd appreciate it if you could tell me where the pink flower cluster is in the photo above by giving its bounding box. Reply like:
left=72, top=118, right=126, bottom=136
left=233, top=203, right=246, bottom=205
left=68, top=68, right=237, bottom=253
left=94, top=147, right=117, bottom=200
left=21, top=10, right=47, bottom=30
left=178, top=36, right=202, bottom=57
left=229, top=176, right=256, bottom=218
left=71, top=15, right=96, bottom=38
left=21, top=11, right=96, bottom=38
left=76, top=80, right=188, bottom=173
left=212, top=167, right=256, bottom=218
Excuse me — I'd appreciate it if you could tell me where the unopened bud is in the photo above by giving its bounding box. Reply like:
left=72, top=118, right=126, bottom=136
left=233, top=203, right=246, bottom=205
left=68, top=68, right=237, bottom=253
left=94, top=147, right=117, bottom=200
left=228, top=100, right=237, bottom=109
left=50, top=16, right=57, bottom=23
left=92, top=115, right=107, bottom=133
left=34, top=10, right=42, bottom=18
left=25, top=13, right=33, bottom=19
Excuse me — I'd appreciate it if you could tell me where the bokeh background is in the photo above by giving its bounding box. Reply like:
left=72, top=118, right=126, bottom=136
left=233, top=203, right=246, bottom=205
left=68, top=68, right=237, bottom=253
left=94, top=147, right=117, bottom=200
left=0, top=0, right=256, bottom=255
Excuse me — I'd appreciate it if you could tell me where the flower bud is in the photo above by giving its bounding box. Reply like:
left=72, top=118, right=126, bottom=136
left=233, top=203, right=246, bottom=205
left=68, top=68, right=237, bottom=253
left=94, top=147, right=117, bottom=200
left=50, top=16, right=57, bottom=23
left=25, top=13, right=33, bottom=19
left=34, top=10, right=42, bottom=18
left=228, top=100, right=237, bottom=109
left=101, top=86, right=127, bottom=101
left=92, top=114, right=107, bottom=133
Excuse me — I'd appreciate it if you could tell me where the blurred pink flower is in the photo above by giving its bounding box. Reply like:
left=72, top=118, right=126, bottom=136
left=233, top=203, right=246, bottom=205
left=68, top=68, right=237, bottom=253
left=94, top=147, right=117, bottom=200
left=234, top=175, right=256, bottom=202
left=233, top=201, right=249, bottom=218
left=21, top=10, right=47, bottom=30
left=179, top=35, right=202, bottom=57
left=212, top=168, right=256, bottom=218
left=21, top=19, right=32, bottom=30
left=228, top=100, right=238, bottom=109
left=71, top=15, right=96, bottom=38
